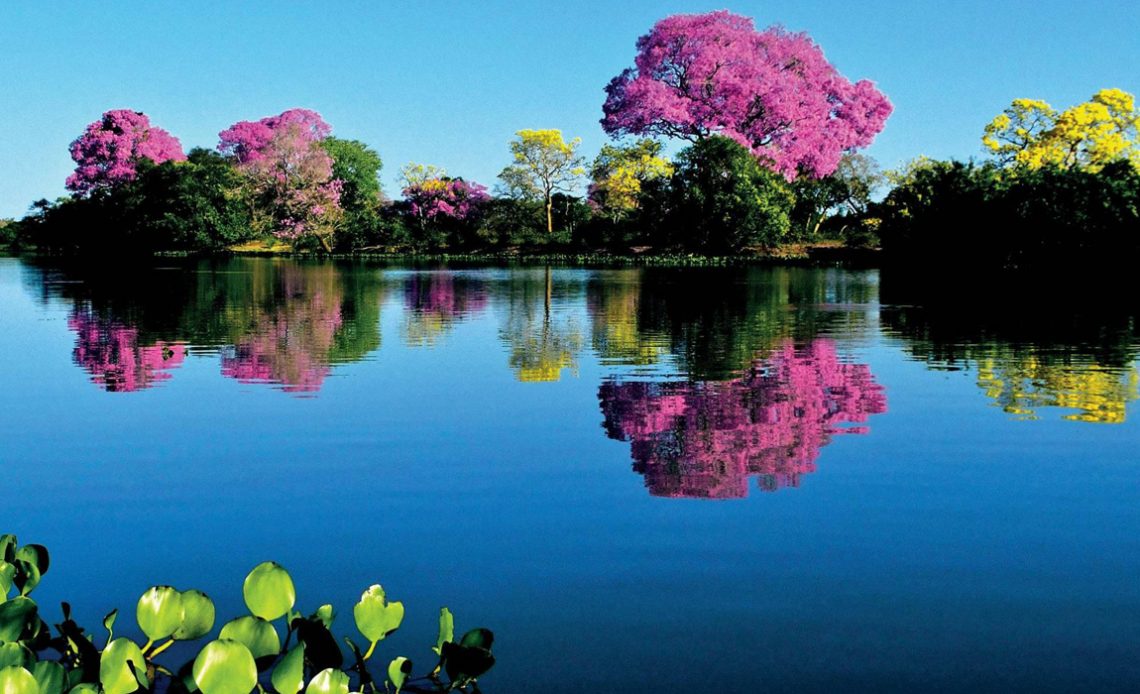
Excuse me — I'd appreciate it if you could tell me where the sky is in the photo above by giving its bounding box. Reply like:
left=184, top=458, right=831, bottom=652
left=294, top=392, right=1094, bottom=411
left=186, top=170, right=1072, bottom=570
left=2, top=0, right=1139, bottom=218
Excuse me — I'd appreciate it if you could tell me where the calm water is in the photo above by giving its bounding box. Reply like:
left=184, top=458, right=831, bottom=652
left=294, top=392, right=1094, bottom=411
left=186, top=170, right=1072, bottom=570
left=2, top=256, right=1138, bottom=693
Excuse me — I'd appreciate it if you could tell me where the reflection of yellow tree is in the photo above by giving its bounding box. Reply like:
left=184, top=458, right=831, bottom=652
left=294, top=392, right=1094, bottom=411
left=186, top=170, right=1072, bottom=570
left=586, top=270, right=663, bottom=367
left=502, top=267, right=584, bottom=382
left=976, top=354, right=1139, bottom=423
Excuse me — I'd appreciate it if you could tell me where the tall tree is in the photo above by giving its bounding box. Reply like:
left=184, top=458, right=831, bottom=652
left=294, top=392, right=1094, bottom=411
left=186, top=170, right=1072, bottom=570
left=498, top=130, right=585, bottom=234
left=218, top=109, right=343, bottom=251
left=601, top=11, right=892, bottom=179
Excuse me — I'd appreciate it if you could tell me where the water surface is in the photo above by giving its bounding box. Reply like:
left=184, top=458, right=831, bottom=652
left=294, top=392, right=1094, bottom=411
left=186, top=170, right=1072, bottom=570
left=1, top=257, right=1137, bottom=693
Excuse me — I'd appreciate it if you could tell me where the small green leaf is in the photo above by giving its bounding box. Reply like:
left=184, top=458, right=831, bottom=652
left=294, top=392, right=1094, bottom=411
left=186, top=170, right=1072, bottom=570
left=387, top=657, right=412, bottom=694
left=0, top=536, right=17, bottom=563
left=242, top=562, right=294, bottom=621
left=13, top=560, right=40, bottom=597
left=218, top=616, right=280, bottom=660
left=432, top=607, right=453, bottom=655
left=0, top=597, right=38, bottom=642
left=69, top=684, right=99, bottom=694
left=32, top=661, right=66, bottom=694
left=100, top=638, right=149, bottom=694
left=352, top=585, right=404, bottom=645
left=304, top=668, right=348, bottom=694
left=137, top=586, right=183, bottom=641
left=192, top=639, right=256, bottom=694
left=0, top=643, right=33, bottom=670
left=13, top=547, right=48, bottom=578
left=173, top=590, right=215, bottom=641
left=270, top=644, right=305, bottom=694
left=0, top=562, right=15, bottom=604
left=103, top=609, right=118, bottom=642
left=311, top=604, right=334, bottom=629
left=458, top=628, right=493, bottom=650
left=0, top=666, right=37, bottom=694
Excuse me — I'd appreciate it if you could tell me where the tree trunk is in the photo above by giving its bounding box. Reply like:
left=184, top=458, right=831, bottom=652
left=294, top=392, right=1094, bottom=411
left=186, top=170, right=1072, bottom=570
left=545, top=195, right=554, bottom=235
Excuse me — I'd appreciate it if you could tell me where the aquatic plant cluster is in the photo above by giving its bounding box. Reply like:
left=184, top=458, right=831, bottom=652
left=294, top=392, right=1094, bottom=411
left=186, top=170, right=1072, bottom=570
left=0, top=534, right=495, bottom=694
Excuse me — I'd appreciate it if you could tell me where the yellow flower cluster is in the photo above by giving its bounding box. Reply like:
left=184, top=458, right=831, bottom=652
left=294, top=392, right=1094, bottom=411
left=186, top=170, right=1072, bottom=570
left=982, top=89, right=1140, bottom=172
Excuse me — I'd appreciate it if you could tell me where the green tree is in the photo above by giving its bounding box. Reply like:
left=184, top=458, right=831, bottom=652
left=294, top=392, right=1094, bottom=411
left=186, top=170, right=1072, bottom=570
left=670, top=136, right=793, bottom=253
left=498, top=129, right=585, bottom=234
left=320, top=138, right=383, bottom=250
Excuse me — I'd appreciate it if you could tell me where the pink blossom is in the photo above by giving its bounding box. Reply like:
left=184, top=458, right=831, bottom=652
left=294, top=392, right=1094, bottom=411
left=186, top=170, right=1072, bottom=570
left=602, top=11, right=892, bottom=178
left=65, top=109, right=186, bottom=194
left=403, top=178, right=491, bottom=221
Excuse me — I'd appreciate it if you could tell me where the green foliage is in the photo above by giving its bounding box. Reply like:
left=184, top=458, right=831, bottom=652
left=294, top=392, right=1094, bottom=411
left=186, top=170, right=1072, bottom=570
left=0, top=534, right=496, bottom=694
left=242, top=562, right=295, bottom=620
left=321, top=138, right=384, bottom=251
left=876, top=158, right=1140, bottom=271
left=668, top=136, right=794, bottom=253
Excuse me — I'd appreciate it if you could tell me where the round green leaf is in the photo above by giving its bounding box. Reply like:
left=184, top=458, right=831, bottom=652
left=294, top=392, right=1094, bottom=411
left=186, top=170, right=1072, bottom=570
left=0, top=597, right=37, bottom=642
left=0, top=666, right=37, bottom=694
left=69, top=685, right=99, bottom=694
left=137, top=586, right=183, bottom=641
left=270, top=644, right=305, bottom=694
left=242, top=563, right=294, bottom=621
left=32, top=661, right=65, bottom=694
left=173, top=590, right=215, bottom=641
left=100, top=638, right=148, bottom=694
left=387, top=657, right=412, bottom=694
left=352, top=585, right=404, bottom=644
left=0, top=643, right=33, bottom=670
left=218, top=616, right=280, bottom=659
left=304, top=668, right=348, bottom=694
left=12, top=560, right=40, bottom=597
left=192, top=639, right=256, bottom=694
left=13, top=547, right=48, bottom=578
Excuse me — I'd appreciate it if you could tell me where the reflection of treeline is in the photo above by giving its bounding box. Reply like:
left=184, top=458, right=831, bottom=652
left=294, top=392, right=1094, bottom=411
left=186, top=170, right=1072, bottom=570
left=881, top=272, right=1140, bottom=422
left=27, top=258, right=385, bottom=392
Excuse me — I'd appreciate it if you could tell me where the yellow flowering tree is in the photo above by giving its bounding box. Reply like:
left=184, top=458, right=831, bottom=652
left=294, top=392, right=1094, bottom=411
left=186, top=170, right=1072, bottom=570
left=983, top=88, right=1140, bottom=171
left=498, top=129, right=586, bottom=234
left=589, top=139, right=674, bottom=222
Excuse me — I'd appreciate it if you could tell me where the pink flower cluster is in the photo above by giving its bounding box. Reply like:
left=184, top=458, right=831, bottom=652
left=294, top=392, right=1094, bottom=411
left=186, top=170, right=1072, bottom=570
left=68, top=309, right=186, bottom=392
left=599, top=339, right=888, bottom=498
left=217, top=108, right=332, bottom=164
left=218, top=109, right=342, bottom=242
left=65, top=109, right=186, bottom=195
left=602, top=11, right=893, bottom=178
left=403, top=178, right=491, bottom=221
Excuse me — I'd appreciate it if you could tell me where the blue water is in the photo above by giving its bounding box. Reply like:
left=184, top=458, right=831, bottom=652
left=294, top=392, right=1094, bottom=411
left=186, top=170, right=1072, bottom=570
left=1, top=256, right=1138, bottom=693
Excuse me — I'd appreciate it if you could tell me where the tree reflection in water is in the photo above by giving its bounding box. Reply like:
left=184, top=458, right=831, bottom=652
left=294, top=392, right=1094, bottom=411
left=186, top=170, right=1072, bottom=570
left=69, top=307, right=186, bottom=392
left=599, top=340, right=887, bottom=498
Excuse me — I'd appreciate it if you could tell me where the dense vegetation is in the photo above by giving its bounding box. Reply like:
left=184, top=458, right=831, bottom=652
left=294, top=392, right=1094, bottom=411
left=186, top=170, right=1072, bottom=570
left=2, top=12, right=1137, bottom=267
left=0, top=533, right=495, bottom=694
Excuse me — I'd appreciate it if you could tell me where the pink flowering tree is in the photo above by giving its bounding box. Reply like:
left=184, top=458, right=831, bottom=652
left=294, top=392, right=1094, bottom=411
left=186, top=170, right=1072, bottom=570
left=218, top=109, right=342, bottom=251
left=66, top=109, right=186, bottom=195
left=602, top=11, right=893, bottom=178
left=599, top=339, right=887, bottom=498
left=403, top=178, right=490, bottom=222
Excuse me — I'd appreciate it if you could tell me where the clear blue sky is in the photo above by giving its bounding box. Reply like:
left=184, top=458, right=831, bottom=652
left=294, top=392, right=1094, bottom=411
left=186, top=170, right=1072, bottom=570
left=2, top=1, right=1138, bottom=218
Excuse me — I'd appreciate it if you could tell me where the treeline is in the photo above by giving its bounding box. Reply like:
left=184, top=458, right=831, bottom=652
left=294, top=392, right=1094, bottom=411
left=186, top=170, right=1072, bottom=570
left=5, top=133, right=880, bottom=257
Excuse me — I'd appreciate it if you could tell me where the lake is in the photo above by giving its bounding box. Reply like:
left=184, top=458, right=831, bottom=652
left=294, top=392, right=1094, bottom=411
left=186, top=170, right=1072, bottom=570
left=1, top=256, right=1138, bottom=693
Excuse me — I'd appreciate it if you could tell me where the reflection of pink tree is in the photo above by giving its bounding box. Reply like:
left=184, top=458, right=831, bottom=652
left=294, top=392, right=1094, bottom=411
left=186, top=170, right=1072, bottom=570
left=68, top=309, right=186, bottom=392
left=402, top=274, right=488, bottom=346
left=220, top=267, right=344, bottom=393
left=599, top=339, right=887, bottom=498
